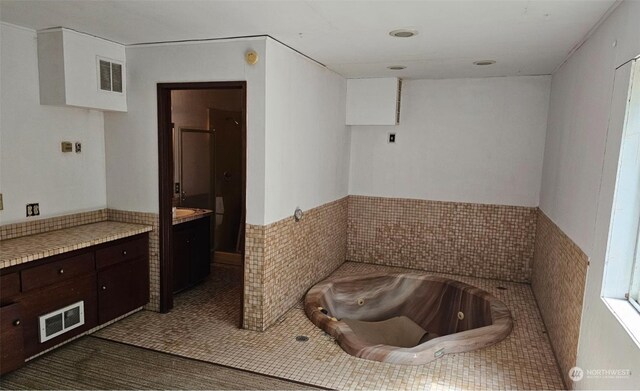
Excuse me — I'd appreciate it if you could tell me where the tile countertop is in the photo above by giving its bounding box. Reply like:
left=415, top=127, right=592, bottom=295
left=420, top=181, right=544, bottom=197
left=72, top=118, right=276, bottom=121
left=0, top=221, right=153, bottom=269
left=172, top=208, right=213, bottom=225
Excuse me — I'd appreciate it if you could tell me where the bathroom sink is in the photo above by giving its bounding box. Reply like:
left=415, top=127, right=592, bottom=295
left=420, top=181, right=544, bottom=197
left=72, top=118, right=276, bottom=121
left=175, top=208, right=197, bottom=218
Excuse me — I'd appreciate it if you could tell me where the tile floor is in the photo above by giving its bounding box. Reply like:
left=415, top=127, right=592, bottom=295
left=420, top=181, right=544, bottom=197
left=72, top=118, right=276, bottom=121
left=95, top=262, right=565, bottom=390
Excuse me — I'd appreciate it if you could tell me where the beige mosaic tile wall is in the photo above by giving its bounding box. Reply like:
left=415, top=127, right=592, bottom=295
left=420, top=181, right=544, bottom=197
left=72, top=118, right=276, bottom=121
left=263, top=197, right=347, bottom=328
left=532, top=210, right=588, bottom=389
left=347, top=196, right=537, bottom=282
left=244, top=224, right=266, bottom=331
left=107, top=209, right=161, bottom=312
left=0, top=209, right=107, bottom=241
left=244, top=197, right=348, bottom=331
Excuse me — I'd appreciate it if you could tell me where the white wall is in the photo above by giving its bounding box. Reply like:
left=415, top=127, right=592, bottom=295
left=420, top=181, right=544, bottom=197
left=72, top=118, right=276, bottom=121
left=539, top=1, right=640, bottom=388
left=349, top=76, right=551, bottom=207
left=104, top=38, right=267, bottom=225
left=0, top=23, right=106, bottom=224
left=263, top=38, right=349, bottom=224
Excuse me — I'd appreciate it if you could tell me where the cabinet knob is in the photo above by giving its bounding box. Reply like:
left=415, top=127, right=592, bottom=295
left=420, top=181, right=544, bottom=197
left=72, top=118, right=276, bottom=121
left=58, top=268, right=64, bottom=275
left=13, top=319, right=20, bottom=326
left=101, top=285, right=107, bottom=290
left=122, top=250, right=127, bottom=256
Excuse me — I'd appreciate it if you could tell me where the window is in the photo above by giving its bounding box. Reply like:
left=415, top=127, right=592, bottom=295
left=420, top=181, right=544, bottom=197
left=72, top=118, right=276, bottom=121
left=630, top=229, right=640, bottom=312
left=624, top=60, right=640, bottom=312
left=603, top=57, right=640, bottom=315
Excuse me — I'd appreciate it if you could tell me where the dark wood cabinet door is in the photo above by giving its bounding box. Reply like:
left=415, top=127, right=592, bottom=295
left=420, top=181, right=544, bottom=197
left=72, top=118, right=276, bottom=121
left=97, top=258, right=149, bottom=324
left=189, top=218, right=211, bottom=285
left=173, top=217, right=211, bottom=293
left=172, top=228, right=191, bottom=292
left=0, top=303, right=24, bottom=375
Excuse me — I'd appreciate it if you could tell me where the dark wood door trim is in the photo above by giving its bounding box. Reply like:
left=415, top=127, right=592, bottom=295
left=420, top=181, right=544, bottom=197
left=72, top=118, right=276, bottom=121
left=157, top=81, right=247, bottom=322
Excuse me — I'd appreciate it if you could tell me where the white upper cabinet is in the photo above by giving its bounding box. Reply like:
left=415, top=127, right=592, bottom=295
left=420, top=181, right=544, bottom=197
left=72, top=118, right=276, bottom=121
left=37, top=28, right=127, bottom=112
left=346, top=78, right=400, bottom=125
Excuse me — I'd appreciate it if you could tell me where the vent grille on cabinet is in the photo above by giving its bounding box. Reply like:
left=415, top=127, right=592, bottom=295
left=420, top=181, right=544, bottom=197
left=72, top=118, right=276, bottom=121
left=98, top=57, right=123, bottom=93
left=39, top=301, right=85, bottom=343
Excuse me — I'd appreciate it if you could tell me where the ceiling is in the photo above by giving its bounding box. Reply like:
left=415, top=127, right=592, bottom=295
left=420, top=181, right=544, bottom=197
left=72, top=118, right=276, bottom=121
left=0, top=0, right=617, bottom=79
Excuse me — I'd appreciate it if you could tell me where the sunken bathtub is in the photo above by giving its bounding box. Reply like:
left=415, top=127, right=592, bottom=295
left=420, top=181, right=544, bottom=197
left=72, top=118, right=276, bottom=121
left=304, top=273, right=512, bottom=365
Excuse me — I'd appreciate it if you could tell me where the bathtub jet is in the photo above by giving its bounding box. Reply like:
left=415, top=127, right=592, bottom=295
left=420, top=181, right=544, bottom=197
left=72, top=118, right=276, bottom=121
left=304, top=272, right=513, bottom=365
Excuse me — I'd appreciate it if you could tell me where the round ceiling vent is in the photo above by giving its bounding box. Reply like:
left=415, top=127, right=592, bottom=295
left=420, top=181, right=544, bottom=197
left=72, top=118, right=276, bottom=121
left=389, top=29, right=418, bottom=38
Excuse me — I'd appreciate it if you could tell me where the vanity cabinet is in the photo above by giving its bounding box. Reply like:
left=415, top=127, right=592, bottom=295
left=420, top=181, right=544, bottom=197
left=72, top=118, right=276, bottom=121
left=173, top=217, right=211, bottom=292
left=0, top=233, right=149, bottom=375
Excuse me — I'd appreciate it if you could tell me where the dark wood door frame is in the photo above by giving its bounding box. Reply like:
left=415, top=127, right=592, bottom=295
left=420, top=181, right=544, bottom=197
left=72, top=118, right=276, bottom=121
left=157, top=81, right=247, bottom=326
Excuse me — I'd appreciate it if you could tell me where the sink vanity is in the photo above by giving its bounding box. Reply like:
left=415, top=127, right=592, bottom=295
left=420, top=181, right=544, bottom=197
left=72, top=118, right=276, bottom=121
left=0, top=221, right=152, bottom=375
left=172, top=208, right=212, bottom=293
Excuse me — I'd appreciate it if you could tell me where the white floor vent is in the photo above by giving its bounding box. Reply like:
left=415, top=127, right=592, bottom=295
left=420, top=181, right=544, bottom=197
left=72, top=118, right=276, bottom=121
left=39, top=301, right=85, bottom=343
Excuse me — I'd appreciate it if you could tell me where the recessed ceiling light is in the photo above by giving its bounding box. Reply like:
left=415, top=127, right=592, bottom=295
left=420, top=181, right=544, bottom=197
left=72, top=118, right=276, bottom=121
left=389, top=29, right=418, bottom=38
left=473, top=60, right=496, bottom=66
left=387, top=65, right=406, bottom=70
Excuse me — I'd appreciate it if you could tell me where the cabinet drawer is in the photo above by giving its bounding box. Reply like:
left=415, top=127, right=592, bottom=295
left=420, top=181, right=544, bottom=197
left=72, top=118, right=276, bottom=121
left=96, top=236, right=147, bottom=269
left=1, top=273, right=20, bottom=300
left=21, top=252, right=94, bottom=292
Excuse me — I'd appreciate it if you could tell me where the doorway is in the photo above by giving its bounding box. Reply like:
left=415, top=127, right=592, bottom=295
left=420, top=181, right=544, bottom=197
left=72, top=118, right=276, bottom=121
left=157, top=82, right=246, bottom=327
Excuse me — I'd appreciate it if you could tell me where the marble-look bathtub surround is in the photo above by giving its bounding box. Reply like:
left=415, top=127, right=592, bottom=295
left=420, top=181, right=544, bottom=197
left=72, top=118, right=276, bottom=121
left=244, top=197, right=348, bottom=331
left=347, top=196, right=537, bottom=282
left=107, top=209, right=161, bottom=312
left=0, top=209, right=107, bottom=241
left=532, top=210, right=588, bottom=389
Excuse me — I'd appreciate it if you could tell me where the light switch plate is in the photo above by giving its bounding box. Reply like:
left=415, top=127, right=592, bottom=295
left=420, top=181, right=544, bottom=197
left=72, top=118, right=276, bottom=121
left=61, top=142, right=73, bottom=152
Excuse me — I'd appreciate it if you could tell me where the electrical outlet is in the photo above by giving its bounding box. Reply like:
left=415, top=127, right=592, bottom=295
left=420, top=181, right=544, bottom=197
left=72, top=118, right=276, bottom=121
left=26, top=203, right=40, bottom=217
left=75, top=142, right=82, bottom=153
left=174, top=183, right=180, bottom=194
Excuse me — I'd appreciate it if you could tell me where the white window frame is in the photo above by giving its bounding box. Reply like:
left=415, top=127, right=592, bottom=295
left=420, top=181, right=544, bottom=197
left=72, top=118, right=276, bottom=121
left=600, top=56, right=640, bottom=347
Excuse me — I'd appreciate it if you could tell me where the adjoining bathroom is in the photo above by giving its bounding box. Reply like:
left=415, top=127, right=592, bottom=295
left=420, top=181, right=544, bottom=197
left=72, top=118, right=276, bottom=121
left=169, top=85, right=246, bottom=320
